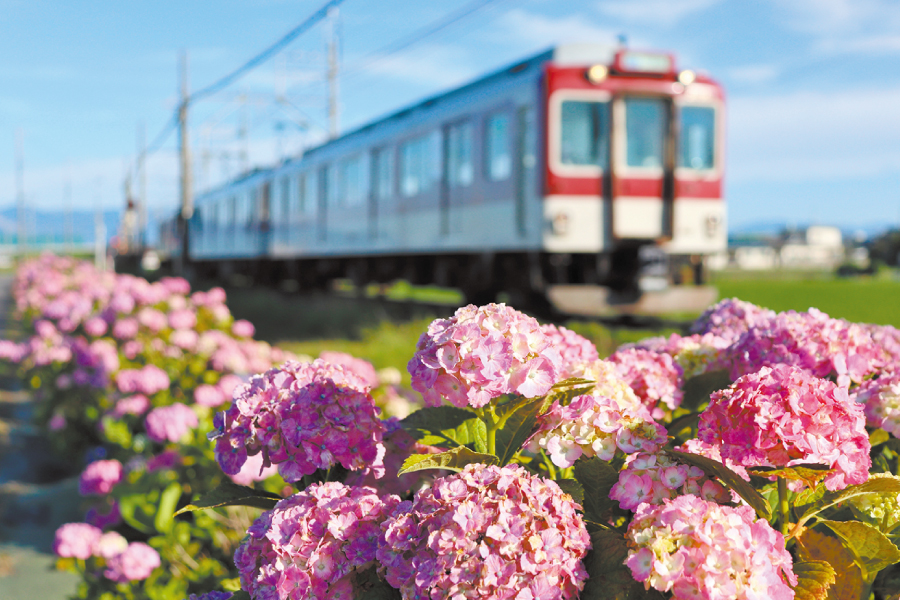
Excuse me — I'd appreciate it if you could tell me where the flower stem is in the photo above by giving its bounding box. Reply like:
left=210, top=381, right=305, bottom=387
left=778, top=477, right=790, bottom=536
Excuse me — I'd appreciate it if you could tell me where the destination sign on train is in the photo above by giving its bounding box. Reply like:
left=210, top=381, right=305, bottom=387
left=614, top=51, right=675, bottom=75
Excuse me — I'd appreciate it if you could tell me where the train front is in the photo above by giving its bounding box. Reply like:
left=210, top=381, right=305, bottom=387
left=541, top=47, right=726, bottom=300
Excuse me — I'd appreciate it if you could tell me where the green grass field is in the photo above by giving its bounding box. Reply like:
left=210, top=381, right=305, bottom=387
left=712, top=270, right=900, bottom=326
left=221, top=270, right=900, bottom=375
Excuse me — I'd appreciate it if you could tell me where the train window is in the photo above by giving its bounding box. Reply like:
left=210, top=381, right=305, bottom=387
left=326, top=165, right=340, bottom=207
left=340, top=155, right=367, bottom=208
left=560, top=101, right=610, bottom=168
left=624, top=98, right=666, bottom=169
left=225, top=197, right=235, bottom=227
left=299, top=171, right=317, bottom=215
left=400, top=133, right=439, bottom=197
left=678, top=106, right=715, bottom=170
left=486, top=113, right=511, bottom=181
left=447, top=121, right=473, bottom=188
left=372, top=147, right=393, bottom=201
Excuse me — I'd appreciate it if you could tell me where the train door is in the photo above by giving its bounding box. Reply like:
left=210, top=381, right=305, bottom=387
left=515, top=105, right=536, bottom=237
left=611, top=96, right=675, bottom=241
left=442, top=120, right=473, bottom=238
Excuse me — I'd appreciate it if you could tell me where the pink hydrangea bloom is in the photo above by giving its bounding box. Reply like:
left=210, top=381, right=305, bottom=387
left=145, top=403, right=199, bottom=443
left=79, top=459, right=124, bottom=496
left=408, top=303, right=561, bottom=408
left=169, top=328, right=199, bottom=351
left=112, top=394, right=151, bottom=417
left=53, top=522, right=102, bottom=559
left=112, top=317, right=139, bottom=340
left=211, top=359, right=385, bottom=482
left=626, top=495, right=796, bottom=599
left=137, top=307, right=168, bottom=332
left=168, top=308, right=197, bottom=330
left=632, top=332, right=732, bottom=378
left=852, top=370, right=900, bottom=437
left=728, top=308, right=885, bottom=385
left=83, top=316, right=108, bottom=337
left=528, top=394, right=667, bottom=468
left=541, top=323, right=599, bottom=378
left=217, top=374, right=245, bottom=398
left=609, top=347, right=684, bottom=416
left=232, top=319, right=255, bottom=338
left=699, top=364, right=871, bottom=491
left=236, top=482, right=400, bottom=600
left=378, top=463, right=590, bottom=600
left=104, top=542, right=161, bottom=583
left=320, top=350, right=380, bottom=388
left=116, top=364, right=170, bottom=395
left=611, top=451, right=735, bottom=511
left=194, top=383, right=227, bottom=407
left=95, top=531, right=129, bottom=559
left=691, top=297, right=777, bottom=344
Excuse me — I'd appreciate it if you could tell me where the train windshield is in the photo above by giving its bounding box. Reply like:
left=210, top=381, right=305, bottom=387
left=678, top=106, right=715, bottom=170
left=624, top=97, right=666, bottom=169
left=560, top=100, right=610, bottom=168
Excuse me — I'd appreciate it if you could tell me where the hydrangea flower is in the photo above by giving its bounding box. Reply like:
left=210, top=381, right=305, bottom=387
left=53, top=522, right=102, bottom=559
left=95, top=531, right=129, bottom=559
left=145, top=403, right=199, bottom=443
left=851, top=370, right=900, bottom=437
left=232, top=319, right=255, bottom=338
left=609, top=347, right=684, bottom=416
left=610, top=451, right=733, bottom=511
left=211, top=359, right=385, bottom=482
left=408, top=304, right=561, bottom=408
left=378, top=463, right=590, bottom=600
left=565, top=359, right=644, bottom=410
left=728, top=308, right=885, bottom=385
left=528, top=394, right=667, bottom=468
left=625, top=495, right=796, bottom=599
left=699, top=364, right=871, bottom=491
left=691, top=297, right=776, bottom=344
left=631, top=332, right=732, bottom=378
left=541, top=324, right=598, bottom=378
left=104, top=542, right=161, bottom=583
left=79, top=459, right=124, bottom=496
left=111, top=394, right=150, bottom=417
left=235, top=482, right=400, bottom=600
left=116, top=364, right=170, bottom=395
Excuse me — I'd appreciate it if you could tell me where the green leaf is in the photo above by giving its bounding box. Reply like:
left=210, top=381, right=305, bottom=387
left=573, top=457, right=621, bottom=524
left=400, top=406, right=476, bottom=440
left=175, top=480, right=281, bottom=515
left=101, top=417, right=133, bottom=449
left=796, top=477, right=900, bottom=524
left=870, top=428, right=891, bottom=447
left=154, top=481, right=182, bottom=533
left=680, top=369, right=731, bottom=411
left=581, top=529, right=664, bottom=600
left=555, top=479, right=585, bottom=505
left=495, top=398, right=545, bottom=465
left=791, top=561, right=837, bottom=600
left=746, top=464, right=834, bottom=489
left=819, top=520, right=900, bottom=578
left=666, top=412, right=702, bottom=438
left=416, top=418, right=487, bottom=452
left=398, top=446, right=498, bottom=475
left=666, top=449, right=772, bottom=520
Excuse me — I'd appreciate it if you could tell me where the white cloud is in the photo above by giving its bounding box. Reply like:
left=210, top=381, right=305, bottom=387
left=774, top=0, right=900, bottom=55
left=597, top=0, right=721, bottom=27
left=726, top=64, right=780, bottom=85
left=728, top=86, right=900, bottom=182
left=499, top=8, right=623, bottom=47
left=359, top=44, right=480, bottom=88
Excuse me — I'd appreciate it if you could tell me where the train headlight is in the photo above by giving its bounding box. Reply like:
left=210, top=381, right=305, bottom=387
left=677, top=69, right=696, bottom=86
left=586, top=64, right=608, bottom=84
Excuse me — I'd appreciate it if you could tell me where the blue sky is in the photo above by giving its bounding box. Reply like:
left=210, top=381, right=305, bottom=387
left=1, top=0, right=898, bottom=234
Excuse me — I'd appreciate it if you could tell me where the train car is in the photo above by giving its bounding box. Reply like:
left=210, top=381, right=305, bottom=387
left=174, top=44, right=726, bottom=307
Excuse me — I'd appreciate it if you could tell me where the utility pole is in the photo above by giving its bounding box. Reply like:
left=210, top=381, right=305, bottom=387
left=326, top=6, right=340, bottom=139
left=177, top=49, right=193, bottom=275
left=15, top=129, right=26, bottom=259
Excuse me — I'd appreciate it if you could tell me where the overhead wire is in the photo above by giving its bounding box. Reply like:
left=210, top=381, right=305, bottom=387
left=133, top=0, right=345, bottom=176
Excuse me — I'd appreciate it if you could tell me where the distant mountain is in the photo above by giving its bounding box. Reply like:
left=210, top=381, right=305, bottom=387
left=0, top=206, right=120, bottom=246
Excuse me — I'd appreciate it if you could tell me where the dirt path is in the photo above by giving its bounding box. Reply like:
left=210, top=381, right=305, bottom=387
left=0, top=273, right=81, bottom=599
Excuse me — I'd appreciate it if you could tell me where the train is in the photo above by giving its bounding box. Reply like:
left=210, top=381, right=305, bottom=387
left=160, top=44, right=726, bottom=311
